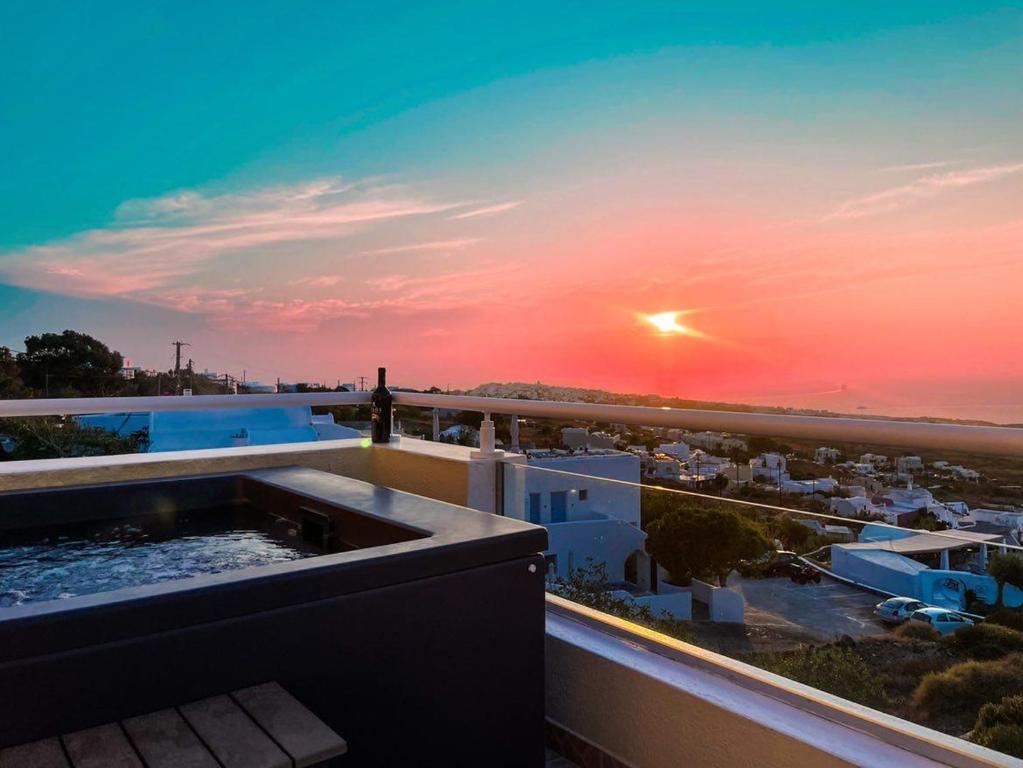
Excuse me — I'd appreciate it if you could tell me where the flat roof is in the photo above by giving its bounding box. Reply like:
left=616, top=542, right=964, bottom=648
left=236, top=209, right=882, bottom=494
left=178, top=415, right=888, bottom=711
left=842, top=529, right=1003, bottom=555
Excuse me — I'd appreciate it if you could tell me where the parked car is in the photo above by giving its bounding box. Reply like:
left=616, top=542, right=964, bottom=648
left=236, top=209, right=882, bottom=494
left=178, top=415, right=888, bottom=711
left=786, top=563, right=822, bottom=585
left=738, top=550, right=821, bottom=584
left=739, top=550, right=799, bottom=578
left=908, top=607, right=974, bottom=635
left=875, top=597, right=926, bottom=625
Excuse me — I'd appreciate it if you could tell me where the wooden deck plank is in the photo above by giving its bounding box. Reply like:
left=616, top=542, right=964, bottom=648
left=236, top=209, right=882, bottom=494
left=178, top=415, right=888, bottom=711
left=62, top=724, right=143, bottom=768
left=122, top=709, right=220, bottom=768
left=233, top=682, right=347, bottom=768
left=0, top=738, right=70, bottom=768
left=179, top=695, right=290, bottom=768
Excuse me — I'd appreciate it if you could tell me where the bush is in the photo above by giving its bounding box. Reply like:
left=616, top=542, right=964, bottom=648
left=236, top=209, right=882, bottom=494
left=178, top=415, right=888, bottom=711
left=754, top=646, right=889, bottom=709
left=944, top=623, right=1023, bottom=660
left=912, top=654, right=1023, bottom=722
left=894, top=622, right=940, bottom=642
left=987, top=610, right=1023, bottom=633
left=549, top=560, right=693, bottom=643
left=972, top=696, right=1023, bottom=758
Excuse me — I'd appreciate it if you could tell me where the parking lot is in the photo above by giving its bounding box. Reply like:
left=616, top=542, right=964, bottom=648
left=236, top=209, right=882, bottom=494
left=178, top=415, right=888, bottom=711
left=726, top=572, right=887, bottom=642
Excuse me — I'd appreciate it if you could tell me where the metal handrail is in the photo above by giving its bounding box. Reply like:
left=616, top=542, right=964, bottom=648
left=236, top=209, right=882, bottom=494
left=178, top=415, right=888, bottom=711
left=1, top=389, right=1021, bottom=456
left=392, top=392, right=1023, bottom=457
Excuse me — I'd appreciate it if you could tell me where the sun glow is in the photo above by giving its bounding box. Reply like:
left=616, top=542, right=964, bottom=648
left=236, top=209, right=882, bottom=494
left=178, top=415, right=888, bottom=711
left=645, top=311, right=693, bottom=335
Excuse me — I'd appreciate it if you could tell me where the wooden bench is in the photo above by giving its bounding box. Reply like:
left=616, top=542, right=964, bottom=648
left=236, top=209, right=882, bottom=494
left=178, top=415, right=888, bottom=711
left=0, top=682, right=347, bottom=768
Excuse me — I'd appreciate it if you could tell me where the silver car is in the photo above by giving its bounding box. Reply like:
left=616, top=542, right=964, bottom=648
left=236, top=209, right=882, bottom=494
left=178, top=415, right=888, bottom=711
left=875, top=597, right=926, bottom=624
left=909, top=608, right=974, bottom=636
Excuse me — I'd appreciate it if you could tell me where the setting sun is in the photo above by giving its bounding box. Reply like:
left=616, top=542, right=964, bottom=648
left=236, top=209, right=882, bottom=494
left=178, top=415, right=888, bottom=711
left=645, top=311, right=692, bottom=335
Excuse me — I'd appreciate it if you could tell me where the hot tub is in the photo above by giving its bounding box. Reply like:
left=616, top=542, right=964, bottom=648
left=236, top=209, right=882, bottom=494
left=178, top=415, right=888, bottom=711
left=0, top=467, right=548, bottom=766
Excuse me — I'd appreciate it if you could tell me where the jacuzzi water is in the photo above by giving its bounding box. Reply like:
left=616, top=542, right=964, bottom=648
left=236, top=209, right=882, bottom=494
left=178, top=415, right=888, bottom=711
left=0, top=504, right=323, bottom=607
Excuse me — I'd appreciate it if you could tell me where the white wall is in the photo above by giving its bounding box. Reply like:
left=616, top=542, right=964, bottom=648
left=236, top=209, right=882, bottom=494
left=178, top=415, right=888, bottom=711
left=546, top=518, right=647, bottom=581
left=507, top=453, right=642, bottom=526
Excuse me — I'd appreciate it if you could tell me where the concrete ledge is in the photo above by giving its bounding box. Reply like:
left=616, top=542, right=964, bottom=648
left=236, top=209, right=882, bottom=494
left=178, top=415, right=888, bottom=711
left=545, top=595, right=1018, bottom=768
left=0, top=438, right=476, bottom=507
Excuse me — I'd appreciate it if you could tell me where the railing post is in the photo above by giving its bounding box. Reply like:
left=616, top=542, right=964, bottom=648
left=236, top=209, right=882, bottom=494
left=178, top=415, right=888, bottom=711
left=510, top=414, right=520, bottom=452
left=432, top=408, right=440, bottom=442
left=471, top=412, right=503, bottom=459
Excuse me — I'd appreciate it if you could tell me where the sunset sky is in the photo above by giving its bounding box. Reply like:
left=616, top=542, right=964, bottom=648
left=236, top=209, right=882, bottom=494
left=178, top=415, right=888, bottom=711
left=1, top=3, right=1021, bottom=415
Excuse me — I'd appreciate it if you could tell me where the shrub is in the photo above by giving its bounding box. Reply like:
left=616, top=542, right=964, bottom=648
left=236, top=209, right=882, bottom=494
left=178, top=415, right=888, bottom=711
left=549, top=560, right=693, bottom=643
left=754, top=646, right=889, bottom=709
left=972, top=696, right=1023, bottom=758
left=894, top=622, right=940, bottom=642
left=944, top=623, right=1023, bottom=660
left=987, top=610, right=1023, bottom=633
left=912, top=654, right=1023, bottom=722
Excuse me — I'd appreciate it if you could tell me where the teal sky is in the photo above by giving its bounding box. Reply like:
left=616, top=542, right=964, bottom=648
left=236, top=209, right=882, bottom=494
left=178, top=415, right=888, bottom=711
left=1, top=2, right=1021, bottom=413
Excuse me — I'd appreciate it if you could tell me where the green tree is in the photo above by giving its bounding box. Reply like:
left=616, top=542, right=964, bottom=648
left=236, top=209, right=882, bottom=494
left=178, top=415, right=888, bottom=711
left=990, top=553, right=1023, bottom=608
left=0, top=346, right=24, bottom=397
left=770, top=514, right=812, bottom=551
left=1, top=418, right=146, bottom=460
left=646, top=503, right=770, bottom=586
left=17, top=330, right=124, bottom=396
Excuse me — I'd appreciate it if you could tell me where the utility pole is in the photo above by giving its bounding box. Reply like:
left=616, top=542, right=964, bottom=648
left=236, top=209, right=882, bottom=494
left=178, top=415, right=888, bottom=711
left=357, top=376, right=368, bottom=392
left=171, top=341, right=191, bottom=376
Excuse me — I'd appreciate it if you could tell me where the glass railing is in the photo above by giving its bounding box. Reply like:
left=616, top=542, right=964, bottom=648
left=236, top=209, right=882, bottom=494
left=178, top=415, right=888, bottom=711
left=501, top=453, right=1023, bottom=759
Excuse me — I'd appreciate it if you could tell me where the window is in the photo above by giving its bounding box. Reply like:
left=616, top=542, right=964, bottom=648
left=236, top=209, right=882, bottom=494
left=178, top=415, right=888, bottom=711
left=578, top=489, right=588, bottom=501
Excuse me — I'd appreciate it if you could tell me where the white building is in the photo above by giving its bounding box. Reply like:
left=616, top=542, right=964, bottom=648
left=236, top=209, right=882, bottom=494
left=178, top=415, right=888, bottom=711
left=650, top=458, right=682, bottom=482
left=829, top=496, right=886, bottom=520
left=656, top=442, right=690, bottom=461
left=681, top=431, right=747, bottom=453
left=947, top=465, right=980, bottom=481
left=750, top=453, right=787, bottom=482
left=876, top=484, right=949, bottom=526
left=688, top=449, right=731, bottom=475
left=814, top=447, right=842, bottom=464
left=962, top=508, right=1023, bottom=537
left=508, top=450, right=645, bottom=584
left=859, top=453, right=888, bottom=469
left=781, top=477, right=839, bottom=495
left=896, top=456, right=924, bottom=474
left=561, top=428, right=590, bottom=450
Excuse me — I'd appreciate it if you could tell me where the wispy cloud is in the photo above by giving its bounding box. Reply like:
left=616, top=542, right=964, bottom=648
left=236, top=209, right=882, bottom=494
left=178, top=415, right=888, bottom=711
left=290, top=275, right=345, bottom=288
left=826, top=163, right=1023, bottom=221
left=877, top=160, right=960, bottom=173
left=0, top=177, right=464, bottom=299
left=449, top=201, right=523, bottom=220
left=362, top=238, right=482, bottom=256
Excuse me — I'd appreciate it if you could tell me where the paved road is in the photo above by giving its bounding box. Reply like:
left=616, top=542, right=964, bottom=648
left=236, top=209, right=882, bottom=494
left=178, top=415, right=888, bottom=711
left=726, top=572, right=886, bottom=641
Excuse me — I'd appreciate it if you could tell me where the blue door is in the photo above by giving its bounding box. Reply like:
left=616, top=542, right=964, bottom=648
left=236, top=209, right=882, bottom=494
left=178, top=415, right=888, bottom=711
left=550, top=491, right=567, bottom=523
left=528, top=493, right=541, bottom=523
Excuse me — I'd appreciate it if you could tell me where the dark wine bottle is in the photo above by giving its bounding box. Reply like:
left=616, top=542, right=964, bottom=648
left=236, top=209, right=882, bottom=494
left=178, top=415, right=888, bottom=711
left=370, top=367, right=393, bottom=443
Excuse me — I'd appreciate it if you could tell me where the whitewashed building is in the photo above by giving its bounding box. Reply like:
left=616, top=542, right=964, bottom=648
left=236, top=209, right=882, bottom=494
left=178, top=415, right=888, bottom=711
left=814, top=447, right=842, bottom=464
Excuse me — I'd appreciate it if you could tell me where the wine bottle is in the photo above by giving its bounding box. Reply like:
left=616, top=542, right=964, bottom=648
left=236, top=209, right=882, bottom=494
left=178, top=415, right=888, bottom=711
left=370, top=367, right=393, bottom=443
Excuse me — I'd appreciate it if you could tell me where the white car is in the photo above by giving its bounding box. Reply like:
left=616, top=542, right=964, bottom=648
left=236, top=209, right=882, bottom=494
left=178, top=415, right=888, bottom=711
left=908, top=607, right=974, bottom=635
left=875, top=597, right=926, bottom=624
